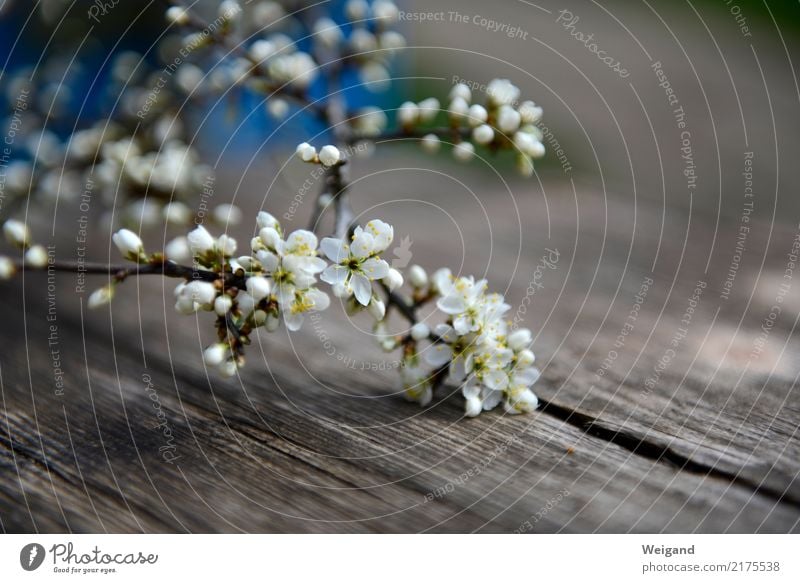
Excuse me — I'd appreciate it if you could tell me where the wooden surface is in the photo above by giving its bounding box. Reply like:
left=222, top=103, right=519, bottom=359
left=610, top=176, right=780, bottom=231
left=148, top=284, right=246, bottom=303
left=1, top=168, right=799, bottom=533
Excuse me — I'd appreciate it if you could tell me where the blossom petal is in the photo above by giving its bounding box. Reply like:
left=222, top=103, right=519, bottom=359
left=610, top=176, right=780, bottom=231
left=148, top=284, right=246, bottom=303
left=321, top=264, right=349, bottom=285
left=351, top=231, right=375, bottom=259
left=437, top=294, right=467, bottom=315
left=361, top=257, right=390, bottom=280
left=320, top=237, right=348, bottom=262
left=425, top=344, right=453, bottom=366
left=351, top=273, right=372, bottom=305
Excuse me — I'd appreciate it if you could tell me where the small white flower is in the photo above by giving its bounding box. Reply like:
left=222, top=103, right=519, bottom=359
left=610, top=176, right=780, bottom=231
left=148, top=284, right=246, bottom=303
left=3, top=219, right=30, bottom=248
left=320, top=219, right=393, bottom=306
left=313, top=17, right=343, bottom=49
left=166, top=6, right=190, bottom=25
left=256, top=211, right=280, bottom=231
left=24, top=245, right=48, bottom=268
left=203, top=343, right=228, bottom=367
left=496, top=105, right=521, bottom=134
left=417, top=98, right=440, bottom=123
left=372, top=0, right=398, bottom=24
left=318, top=145, right=341, bottom=167
left=368, top=297, right=386, bottom=320
left=174, top=280, right=217, bottom=314
left=410, top=322, right=430, bottom=341
left=397, top=101, right=419, bottom=126
left=517, top=349, right=535, bottom=368
left=187, top=225, right=216, bottom=255
left=465, top=395, right=483, bottom=417
left=88, top=285, right=114, bottom=309
left=382, top=267, right=403, bottom=291
left=283, top=287, right=330, bottom=331
left=216, top=234, right=237, bottom=257
left=504, top=387, right=539, bottom=414
left=0, top=256, right=15, bottom=279
left=467, top=104, right=488, bottom=127
left=296, top=142, right=317, bottom=162
left=246, top=275, right=272, bottom=301
left=401, top=359, right=433, bottom=406
left=212, top=203, right=243, bottom=225
left=250, top=39, right=277, bottom=62
left=408, top=265, right=428, bottom=288
left=165, top=237, right=191, bottom=263
left=449, top=83, right=472, bottom=102
left=518, top=100, right=543, bottom=124
left=345, top=0, right=369, bottom=21
left=487, top=78, right=520, bottom=106
left=214, top=295, right=233, bottom=316
left=162, top=202, right=191, bottom=224
left=508, top=328, right=533, bottom=351
left=472, top=124, right=495, bottom=145
left=379, top=30, right=406, bottom=51
left=420, top=134, right=440, bottom=153
left=453, top=141, right=475, bottom=162
left=448, top=97, right=469, bottom=120
left=112, top=229, right=145, bottom=262
left=267, top=98, right=289, bottom=120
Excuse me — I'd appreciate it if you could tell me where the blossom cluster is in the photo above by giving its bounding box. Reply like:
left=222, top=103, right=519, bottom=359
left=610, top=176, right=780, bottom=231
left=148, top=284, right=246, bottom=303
left=66, top=213, right=540, bottom=417
left=403, top=79, right=546, bottom=176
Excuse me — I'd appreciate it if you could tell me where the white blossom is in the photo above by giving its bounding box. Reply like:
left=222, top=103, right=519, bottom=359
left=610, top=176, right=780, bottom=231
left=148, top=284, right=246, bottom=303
left=24, top=245, right=48, bottom=268
left=3, top=219, right=30, bottom=248
left=296, top=142, right=317, bottom=162
left=410, top=323, right=430, bottom=341
left=472, top=124, right=494, bottom=145
left=408, top=265, right=428, bottom=288
left=318, top=145, right=341, bottom=167
left=382, top=267, right=403, bottom=291
left=453, top=141, right=475, bottom=162
left=112, top=229, right=145, bottom=262
left=0, top=256, right=15, bottom=279
left=320, top=219, right=393, bottom=305
left=88, top=285, right=114, bottom=309
left=420, top=134, right=440, bottom=153
left=449, top=83, right=472, bottom=102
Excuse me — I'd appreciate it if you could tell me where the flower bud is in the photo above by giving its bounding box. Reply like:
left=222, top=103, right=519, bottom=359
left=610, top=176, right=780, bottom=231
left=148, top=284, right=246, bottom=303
left=166, top=6, right=189, bottom=25
left=266, top=314, right=280, bottom=332
left=214, top=295, right=233, bottom=316
left=472, top=124, right=494, bottom=145
left=397, top=101, right=419, bottom=126
left=162, top=202, right=191, bottom=224
left=368, top=297, right=386, bottom=320
left=246, top=275, right=272, bottom=301
left=267, top=98, right=289, bottom=120
left=410, top=322, right=430, bottom=341
left=417, top=98, right=440, bottom=123
left=203, top=343, right=228, bottom=367
left=257, top=211, right=280, bottom=231
left=408, top=265, right=428, bottom=288
left=421, top=134, right=440, bottom=153
left=0, top=256, right=15, bottom=279
left=88, top=285, right=115, bottom=309
left=295, top=142, right=317, bottom=162
left=218, top=359, right=238, bottom=377
left=345, top=0, right=369, bottom=21
left=518, top=100, right=543, bottom=124
left=372, top=0, right=398, bottom=24
left=508, top=328, right=533, bottom=351
left=453, top=141, right=475, bottom=162
left=465, top=396, right=482, bottom=417
left=496, top=105, right=521, bottom=134
left=187, top=225, right=215, bottom=255
left=3, top=219, right=30, bottom=248
left=213, top=203, right=242, bottom=225
left=318, top=145, right=341, bottom=167
left=24, top=245, right=48, bottom=268
left=382, top=267, right=403, bottom=291
left=313, top=17, right=342, bottom=49
left=449, top=83, right=471, bottom=103
left=517, top=349, right=536, bottom=368
left=467, top=104, right=488, bottom=127
left=112, top=229, right=145, bottom=261
left=448, top=97, right=469, bottom=120
left=165, top=237, right=191, bottom=263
